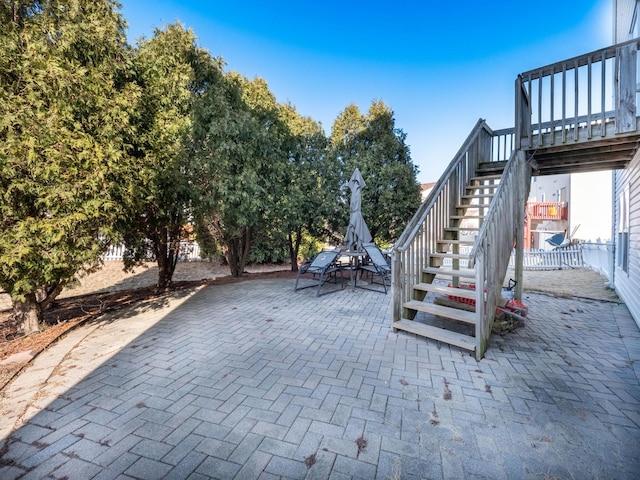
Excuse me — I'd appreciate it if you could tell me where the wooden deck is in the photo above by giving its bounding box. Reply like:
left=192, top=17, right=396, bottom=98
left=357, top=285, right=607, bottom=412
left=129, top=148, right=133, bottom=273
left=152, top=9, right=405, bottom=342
left=525, top=134, right=640, bottom=175
left=480, top=133, right=640, bottom=176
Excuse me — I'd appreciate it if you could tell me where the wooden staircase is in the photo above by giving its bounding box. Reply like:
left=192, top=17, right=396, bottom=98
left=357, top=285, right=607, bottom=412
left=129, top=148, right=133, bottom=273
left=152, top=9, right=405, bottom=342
left=392, top=39, right=640, bottom=361
left=393, top=174, right=501, bottom=353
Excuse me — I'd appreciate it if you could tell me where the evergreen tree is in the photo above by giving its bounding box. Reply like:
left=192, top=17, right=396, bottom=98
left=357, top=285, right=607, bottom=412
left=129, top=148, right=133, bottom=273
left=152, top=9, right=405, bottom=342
left=277, top=104, right=331, bottom=269
left=193, top=73, right=287, bottom=276
left=123, top=22, right=223, bottom=289
left=329, top=101, right=421, bottom=244
left=0, top=0, right=136, bottom=334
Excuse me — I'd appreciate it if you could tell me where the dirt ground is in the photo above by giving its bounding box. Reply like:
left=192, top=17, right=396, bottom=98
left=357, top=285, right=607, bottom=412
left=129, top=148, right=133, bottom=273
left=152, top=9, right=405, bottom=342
left=0, top=261, right=291, bottom=312
left=0, top=261, right=618, bottom=391
left=517, top=267, right=619, bottom=302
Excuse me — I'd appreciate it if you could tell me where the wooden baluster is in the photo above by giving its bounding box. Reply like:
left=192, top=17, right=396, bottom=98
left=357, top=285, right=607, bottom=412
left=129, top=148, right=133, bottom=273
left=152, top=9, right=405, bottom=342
left=550, top=65, right=555, bottom=145
left=587, top=56, right=593, bottom=139
left=601, top=51, right=607, bottom=137
left=562, top=63, right=567, bottom=143
left=574, top=59, right=579, bottom=141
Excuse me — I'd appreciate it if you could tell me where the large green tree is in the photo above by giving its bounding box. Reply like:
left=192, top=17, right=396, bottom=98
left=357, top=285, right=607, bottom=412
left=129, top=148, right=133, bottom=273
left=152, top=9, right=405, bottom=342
left=330, top=101, right=421, bottom=243
left=276, top=104, right=333, bottom=269
left=193, top=73, right=287, bottom=276
left=123, top=23, right=223, bottom=289
left=0, top=0, right=136, bottom=334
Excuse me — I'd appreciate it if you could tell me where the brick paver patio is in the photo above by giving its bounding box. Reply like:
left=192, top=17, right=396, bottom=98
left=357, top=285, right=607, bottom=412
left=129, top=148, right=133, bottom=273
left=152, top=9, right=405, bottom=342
left=1, top=279, right=638, bottom=479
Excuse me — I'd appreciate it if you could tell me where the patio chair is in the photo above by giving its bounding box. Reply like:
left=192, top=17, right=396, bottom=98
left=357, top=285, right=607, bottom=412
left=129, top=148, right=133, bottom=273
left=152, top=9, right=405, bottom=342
left=294, top=249, right=343, bottom=296
left=357, top=242, right=391, bottom=293
left=545, top=232, right=566, bottom=248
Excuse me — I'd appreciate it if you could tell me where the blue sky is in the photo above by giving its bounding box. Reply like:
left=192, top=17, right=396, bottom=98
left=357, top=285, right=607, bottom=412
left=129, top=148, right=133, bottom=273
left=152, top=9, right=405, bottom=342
left=121, top=0, right=612, bottom=183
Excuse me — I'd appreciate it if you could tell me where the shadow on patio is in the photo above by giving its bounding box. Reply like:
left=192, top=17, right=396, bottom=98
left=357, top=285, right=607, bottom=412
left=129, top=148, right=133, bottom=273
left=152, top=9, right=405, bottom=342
left=1, top=278, right=638, bottom=479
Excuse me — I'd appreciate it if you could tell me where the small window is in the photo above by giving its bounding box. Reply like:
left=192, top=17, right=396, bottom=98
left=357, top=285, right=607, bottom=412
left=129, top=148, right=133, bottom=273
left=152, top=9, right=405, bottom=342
left=617, top=186, right=630, bottom=273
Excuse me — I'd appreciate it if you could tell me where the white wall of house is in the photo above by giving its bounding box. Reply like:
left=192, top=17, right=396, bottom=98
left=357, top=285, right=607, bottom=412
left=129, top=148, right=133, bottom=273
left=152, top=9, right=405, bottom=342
left=612, top=0, right=640, bottom=328
left=613, top=152, right=640, bottom=328
left=570, top=171, right=613, bottom=242
left=529, top=174, right=570, bottom=203
left=614, top=0, right=637, bottom=41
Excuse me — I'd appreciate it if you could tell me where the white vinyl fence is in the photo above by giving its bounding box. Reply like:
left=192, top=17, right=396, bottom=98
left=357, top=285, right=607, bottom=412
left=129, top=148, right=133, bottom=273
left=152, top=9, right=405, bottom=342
left=102, top=241, right=203, bottom=262
left=509, top=245, right=584, bottom=270
left=442, top=244, right=585, bottom=271
left=581, top=242, right=614, bottom=279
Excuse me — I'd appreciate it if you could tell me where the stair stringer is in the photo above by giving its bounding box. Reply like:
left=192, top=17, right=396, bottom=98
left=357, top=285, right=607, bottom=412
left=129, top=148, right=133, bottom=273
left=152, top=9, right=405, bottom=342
left=469, top=149, right=529, bottom=359
left=391, top=120, right=502, bottom=358
left=398, top=173, right=503, bottom=356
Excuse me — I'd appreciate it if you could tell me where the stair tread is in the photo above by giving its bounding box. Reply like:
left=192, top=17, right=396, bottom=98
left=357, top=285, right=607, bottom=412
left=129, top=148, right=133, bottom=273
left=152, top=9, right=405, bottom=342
left=423, top=266, right=476, bottom=278
left=393, top=319, right=475, bottom=351
left=429, top=252, right=470, bottom=259
left=469, top=175, right=501, bottom=181
left=461, top=194, right=495, bottom=199
left=413, top=283, right=477, bottom=299
left=404, top=300, right=477, bottom=324
left=437, top=239, right=476, bottom=245
left=445, top=226, right=480, bottom=231
left=456, top=204, right=492, bottom=209
left=450, top=215, right=485, bottom=219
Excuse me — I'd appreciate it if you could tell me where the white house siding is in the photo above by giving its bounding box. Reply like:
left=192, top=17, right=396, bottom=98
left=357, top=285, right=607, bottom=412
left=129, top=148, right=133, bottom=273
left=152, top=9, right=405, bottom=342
left=613, top=150, right=640, bottom=328
left=570, top=171, right=613, bottom=242
left=611, top=0, right=640, bottom=328
left=614, top=0, right=636, bottom=42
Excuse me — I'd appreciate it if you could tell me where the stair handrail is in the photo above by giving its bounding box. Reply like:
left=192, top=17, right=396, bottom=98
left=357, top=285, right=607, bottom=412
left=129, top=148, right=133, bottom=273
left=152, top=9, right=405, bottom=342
left=395, top=119, right=491, bottom=250
left=391, top=119, right=494, bottom=323
left=467, top=150, right=520, bottom=265
left=467, top=149, right=528, bottom=358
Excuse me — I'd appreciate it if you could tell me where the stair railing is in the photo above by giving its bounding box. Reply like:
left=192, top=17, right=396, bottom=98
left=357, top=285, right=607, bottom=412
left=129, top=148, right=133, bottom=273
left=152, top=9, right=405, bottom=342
left=391, top=119, right=494, bottom=324
left=467, top=149, right=529, bottom=359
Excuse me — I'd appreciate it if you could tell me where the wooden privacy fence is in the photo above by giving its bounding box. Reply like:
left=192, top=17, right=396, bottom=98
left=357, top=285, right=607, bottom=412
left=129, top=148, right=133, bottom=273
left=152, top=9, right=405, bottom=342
left=509, top=245, right=584, bottom=270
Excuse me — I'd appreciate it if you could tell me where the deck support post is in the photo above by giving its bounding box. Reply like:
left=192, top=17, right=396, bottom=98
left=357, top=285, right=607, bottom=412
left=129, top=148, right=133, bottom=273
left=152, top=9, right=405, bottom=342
left=615, top=43, right=637, bottom=134
left=514, top=150, right=527, bottom=301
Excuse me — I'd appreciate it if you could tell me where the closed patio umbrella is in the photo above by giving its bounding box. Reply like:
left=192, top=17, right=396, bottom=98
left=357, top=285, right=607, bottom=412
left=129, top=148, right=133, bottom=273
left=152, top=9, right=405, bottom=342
left=344, top=168, right=372, bottom=251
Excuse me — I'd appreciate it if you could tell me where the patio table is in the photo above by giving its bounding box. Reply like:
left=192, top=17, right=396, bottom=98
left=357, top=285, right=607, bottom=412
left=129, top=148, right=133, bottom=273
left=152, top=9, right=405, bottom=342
left=339, top=250, right=367, bottom=292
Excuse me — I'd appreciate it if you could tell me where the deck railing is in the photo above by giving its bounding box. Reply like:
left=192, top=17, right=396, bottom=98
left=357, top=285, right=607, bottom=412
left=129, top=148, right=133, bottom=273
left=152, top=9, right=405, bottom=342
left=527, top=201, right=568, bottom=220
left=491, top=128, right=516, bottom=162
left=516, top=38, right=639, bottom=149
left=391, top=119, right=495, bottom=324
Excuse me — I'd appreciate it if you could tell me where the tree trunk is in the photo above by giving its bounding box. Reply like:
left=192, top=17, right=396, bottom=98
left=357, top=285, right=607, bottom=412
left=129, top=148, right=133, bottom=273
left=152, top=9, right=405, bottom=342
left=13, top=293, right=41, bottom=336
left=288, top=229, right=302, bottom=272
left=238, top=226, right=252, bottom=276
left=225, top=237, right=242, bottom=277
left=156, top=236, right=170, bottom=290
left=38, top=283, right=64, bottom=312
left=155, top=228, right=181, bottom=290
left=224, top=227, right=252, bottom=277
